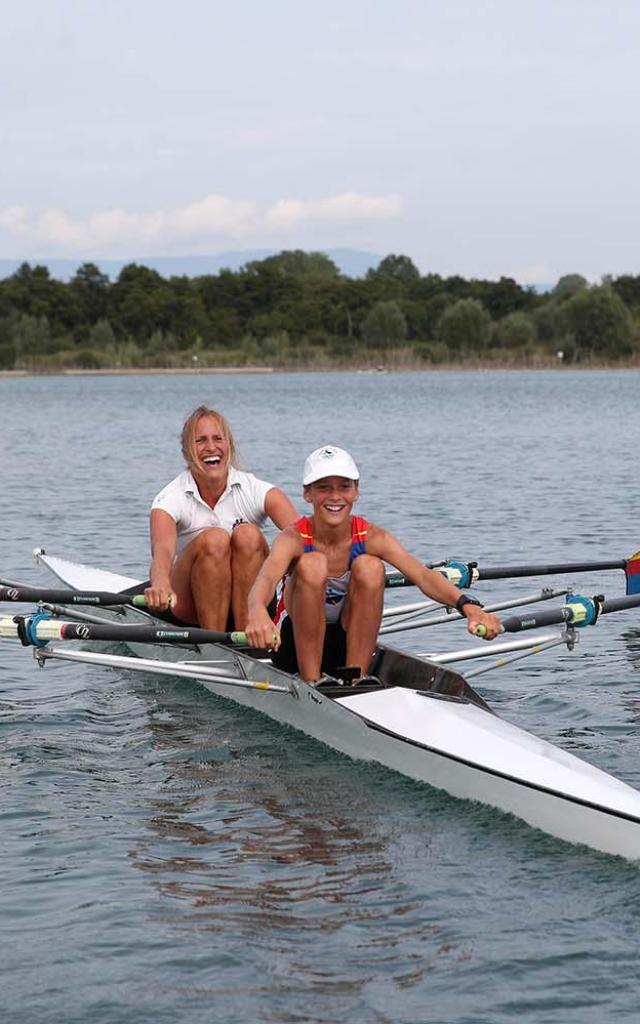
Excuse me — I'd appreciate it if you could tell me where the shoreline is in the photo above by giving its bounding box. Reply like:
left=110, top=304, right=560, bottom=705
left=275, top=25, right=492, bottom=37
left=3, top=365, right=640, bottom=379
left=0, top=366, right=276, bottom=378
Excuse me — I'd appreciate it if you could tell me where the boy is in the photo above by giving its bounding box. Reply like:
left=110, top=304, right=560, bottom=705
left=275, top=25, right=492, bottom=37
left=245, top=445, right=500, bottom=682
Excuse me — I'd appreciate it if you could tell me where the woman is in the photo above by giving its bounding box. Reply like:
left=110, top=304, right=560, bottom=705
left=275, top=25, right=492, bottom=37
left=145, top=405, right=297, bottom=629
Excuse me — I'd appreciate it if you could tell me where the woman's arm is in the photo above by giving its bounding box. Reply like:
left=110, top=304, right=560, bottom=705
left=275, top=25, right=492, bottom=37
left=145, top=508, right=179, bottom=610
left=264, top=487, right=298, bottom=529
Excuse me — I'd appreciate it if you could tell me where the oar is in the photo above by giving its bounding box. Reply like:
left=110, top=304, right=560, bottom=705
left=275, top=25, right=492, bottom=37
left=0, top=584, right=149, bottom=608
left=385, top=551, right=640, bottom=595
left=0, top=612, right=249, bottom=648
left=475, top=592, right=640, bottom=636
left=35, top=647, right=294, bottom=694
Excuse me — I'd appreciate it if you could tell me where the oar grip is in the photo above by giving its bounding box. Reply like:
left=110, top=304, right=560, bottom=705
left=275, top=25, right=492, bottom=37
left=131, top=594, right=174, bottom=609
left=228, top=631, right=278, bottom=647
left=472, top=623, right=506, bottom=638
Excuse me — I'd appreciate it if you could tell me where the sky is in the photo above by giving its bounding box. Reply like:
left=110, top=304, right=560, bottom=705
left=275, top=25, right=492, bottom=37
left=1, top=0, right=639, bottom=284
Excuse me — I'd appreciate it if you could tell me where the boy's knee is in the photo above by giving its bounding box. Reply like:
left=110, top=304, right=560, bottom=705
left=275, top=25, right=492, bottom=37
left=351, top=554, right=385, bottom=589
left=296, top=551, right=328, bottom=587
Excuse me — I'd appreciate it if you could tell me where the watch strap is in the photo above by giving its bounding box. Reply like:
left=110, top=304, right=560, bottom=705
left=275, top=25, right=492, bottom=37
left=455, top=593, right=483, bottom=614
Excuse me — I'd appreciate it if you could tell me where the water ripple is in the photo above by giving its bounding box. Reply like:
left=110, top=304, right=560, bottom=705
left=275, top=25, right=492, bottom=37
left=3, top=371, right=640, bottom=1023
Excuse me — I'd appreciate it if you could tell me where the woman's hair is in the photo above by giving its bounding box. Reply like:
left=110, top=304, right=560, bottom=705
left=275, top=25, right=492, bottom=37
left=180, top=405, right=238, bottom=471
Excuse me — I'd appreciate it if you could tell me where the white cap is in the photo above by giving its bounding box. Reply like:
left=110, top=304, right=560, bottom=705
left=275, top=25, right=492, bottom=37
left=302, top=445, right=360, bottom=485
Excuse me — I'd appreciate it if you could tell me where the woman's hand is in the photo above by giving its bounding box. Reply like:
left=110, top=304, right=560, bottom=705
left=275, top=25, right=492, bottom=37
left=144, top=583, right=176, bottom=612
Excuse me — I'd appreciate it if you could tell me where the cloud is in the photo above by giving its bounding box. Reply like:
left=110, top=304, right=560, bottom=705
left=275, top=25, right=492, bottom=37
left=0, top=206, right=29, bottom=235
left=265, top=192, right=402, bottom=230
left=0, top=192, right=403, bottom=254
left=35, top=196, right=257, bottom=249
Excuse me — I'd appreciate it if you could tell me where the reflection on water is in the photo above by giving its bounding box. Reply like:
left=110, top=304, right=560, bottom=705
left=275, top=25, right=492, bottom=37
left=94, top=676, right=471, bottom=1020
left=622, top=629, right=640, bottom=671
left=131, top=684, right=433, bottom=947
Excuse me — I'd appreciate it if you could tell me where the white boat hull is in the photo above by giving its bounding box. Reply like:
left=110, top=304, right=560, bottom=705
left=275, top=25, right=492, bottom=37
left=33, top=550, right=640, bottom=859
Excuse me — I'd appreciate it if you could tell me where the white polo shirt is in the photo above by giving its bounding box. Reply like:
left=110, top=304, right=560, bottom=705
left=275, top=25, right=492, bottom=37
left=151, top=467, right=274, bottom=554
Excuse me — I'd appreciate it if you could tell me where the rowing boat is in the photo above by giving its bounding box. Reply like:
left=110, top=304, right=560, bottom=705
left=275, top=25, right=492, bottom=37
left=4, top=548, right=640, bottom=860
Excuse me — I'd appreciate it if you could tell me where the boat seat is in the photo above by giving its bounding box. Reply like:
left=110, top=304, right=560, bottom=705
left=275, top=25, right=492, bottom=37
left=315, top=675, right=389, bottom=698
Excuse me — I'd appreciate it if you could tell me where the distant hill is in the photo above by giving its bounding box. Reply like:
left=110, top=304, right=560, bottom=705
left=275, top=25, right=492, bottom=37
left=0, top=248, right=382, bottom=282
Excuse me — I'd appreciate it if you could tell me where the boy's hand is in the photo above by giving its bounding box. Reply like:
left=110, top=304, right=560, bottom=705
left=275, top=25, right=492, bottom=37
left=464, top=605, right=501, bottom=640
left=245, top=610, right=281, bottom=650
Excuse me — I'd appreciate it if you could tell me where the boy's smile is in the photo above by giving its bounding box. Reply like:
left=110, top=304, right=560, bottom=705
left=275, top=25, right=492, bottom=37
left=305, top=476, right=359, bottom=524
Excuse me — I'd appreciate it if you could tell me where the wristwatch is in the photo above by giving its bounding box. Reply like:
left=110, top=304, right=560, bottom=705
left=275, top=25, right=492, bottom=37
left=455, top=594, right=484, bottom=615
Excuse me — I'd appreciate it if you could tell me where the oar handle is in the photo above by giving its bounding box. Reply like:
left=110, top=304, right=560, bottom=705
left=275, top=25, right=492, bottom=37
left=0, top=613, right=250, bottom=648
left=383, top=554, right=638, bottom=593
left=474, top=592, right=640, bottom=636
left=0, top=584, right=150, bottom=608
left=54, top=621, right=251, bottom=646
left=474, top=603, right=580, bottom=637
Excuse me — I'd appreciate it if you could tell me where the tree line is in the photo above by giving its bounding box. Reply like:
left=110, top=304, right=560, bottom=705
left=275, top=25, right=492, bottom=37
left=1, top=251, right=639, bottom=371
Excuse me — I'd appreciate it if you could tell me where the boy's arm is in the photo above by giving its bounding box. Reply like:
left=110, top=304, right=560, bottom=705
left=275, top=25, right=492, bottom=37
left=366, top=525, right=501, bottom=640
left=246, top=529, right=303, bottom=649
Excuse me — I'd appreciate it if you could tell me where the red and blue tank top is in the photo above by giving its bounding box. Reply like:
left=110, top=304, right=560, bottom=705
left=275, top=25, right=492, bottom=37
left=275, top=515, right=369, bottom=626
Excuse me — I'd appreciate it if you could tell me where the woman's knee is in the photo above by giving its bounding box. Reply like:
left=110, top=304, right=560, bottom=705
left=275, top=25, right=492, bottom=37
left=230, top=523, right=267, bottom=558
left=194, top=527, right=231, bottom=560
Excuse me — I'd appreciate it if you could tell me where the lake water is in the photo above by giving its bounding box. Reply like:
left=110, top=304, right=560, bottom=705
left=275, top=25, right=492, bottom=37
left=1, top=369, right=640, bottom=1024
